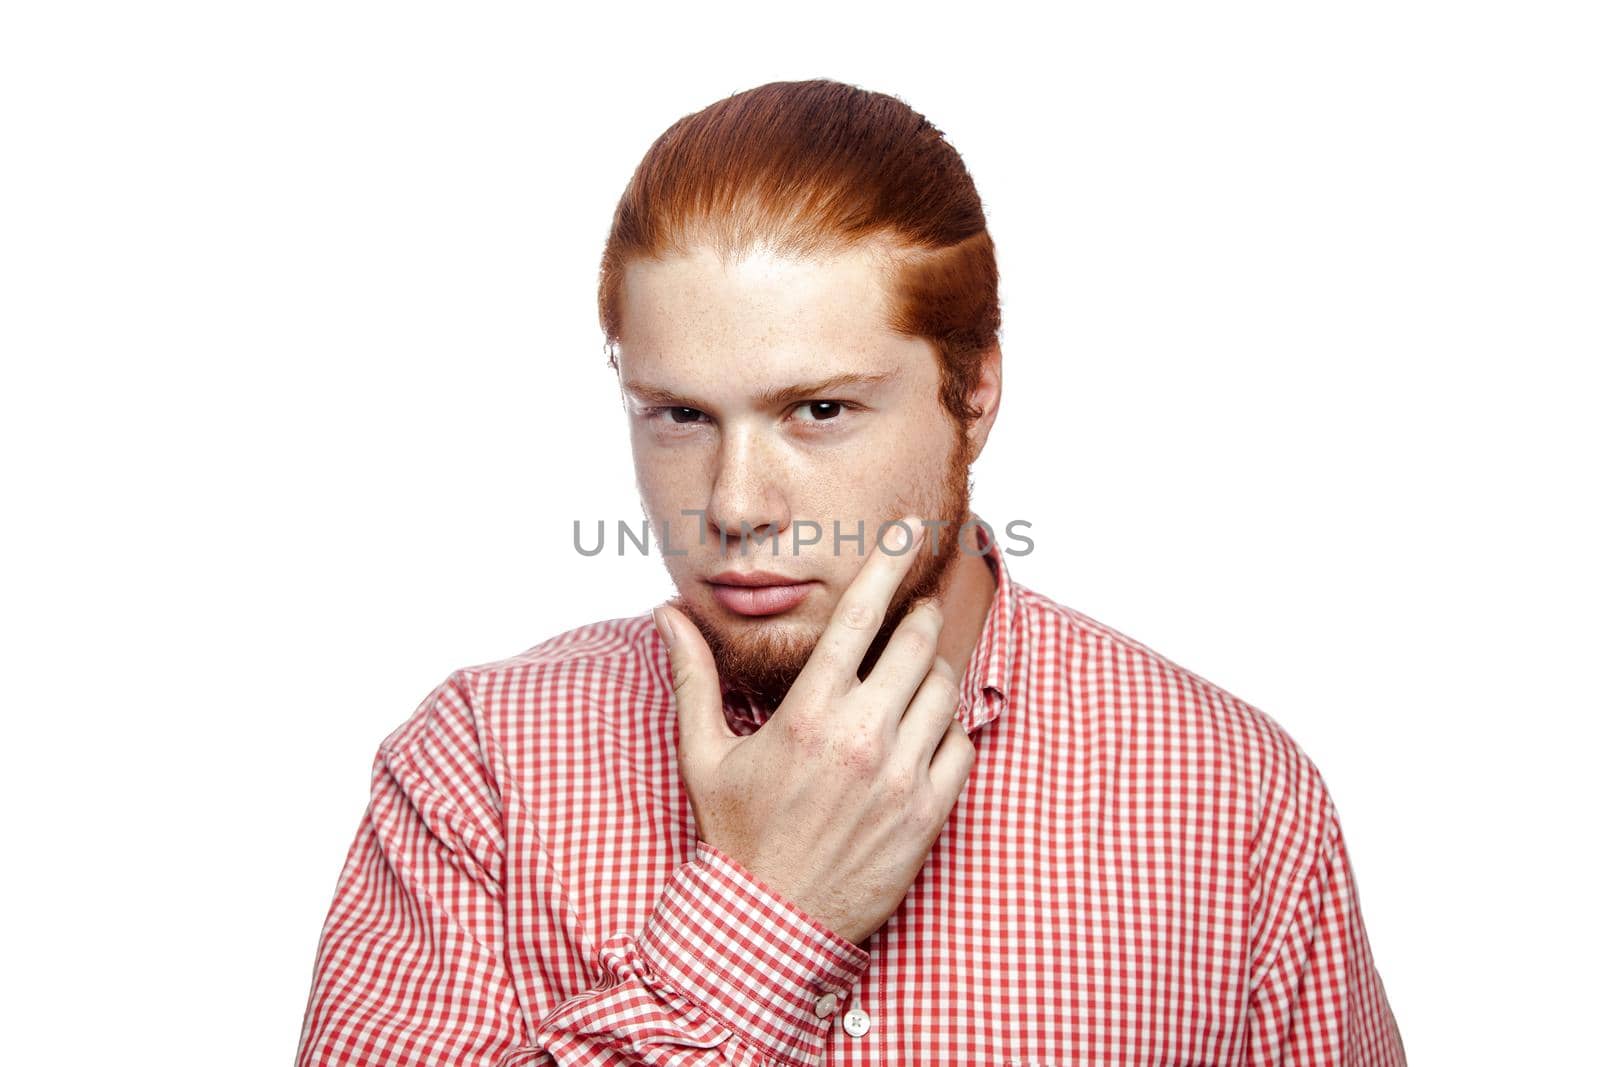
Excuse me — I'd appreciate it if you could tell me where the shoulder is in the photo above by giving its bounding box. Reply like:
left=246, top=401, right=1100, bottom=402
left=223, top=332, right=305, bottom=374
left=1012, top=579, right=1339, bottom=848
left=458, top=613, right=661, bottom=680
left=380, top=613, right=666, bottom=754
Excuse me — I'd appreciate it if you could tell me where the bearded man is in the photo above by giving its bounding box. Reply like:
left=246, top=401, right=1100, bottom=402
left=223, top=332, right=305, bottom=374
left=298, top=78, right=1405, bottom=1067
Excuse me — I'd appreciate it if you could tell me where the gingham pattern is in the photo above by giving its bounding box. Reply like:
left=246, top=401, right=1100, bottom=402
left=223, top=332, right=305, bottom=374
left=297, top=521, right=1405, bottom=1065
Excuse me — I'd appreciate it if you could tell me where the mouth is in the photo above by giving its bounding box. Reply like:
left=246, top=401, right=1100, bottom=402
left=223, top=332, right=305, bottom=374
left=706, top=571, right=819, bottom=617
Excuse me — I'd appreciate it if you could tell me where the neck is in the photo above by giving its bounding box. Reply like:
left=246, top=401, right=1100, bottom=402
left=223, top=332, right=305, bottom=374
left=936, top=532, right=999, bottom=681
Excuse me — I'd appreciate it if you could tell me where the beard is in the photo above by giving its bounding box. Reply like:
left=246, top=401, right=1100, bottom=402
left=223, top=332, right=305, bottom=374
left=667, top=424, right=977, bottom=717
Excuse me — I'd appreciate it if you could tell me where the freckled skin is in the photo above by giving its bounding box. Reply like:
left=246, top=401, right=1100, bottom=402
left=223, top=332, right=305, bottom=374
left=616, top=241, right=1001, bottom=713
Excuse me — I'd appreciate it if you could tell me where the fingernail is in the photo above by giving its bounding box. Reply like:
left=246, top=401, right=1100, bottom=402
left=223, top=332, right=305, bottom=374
left=652, top=606, right=676, bottom=646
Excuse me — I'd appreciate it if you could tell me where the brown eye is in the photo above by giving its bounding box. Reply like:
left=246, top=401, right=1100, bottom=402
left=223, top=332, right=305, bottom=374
left=801, top=401, right=843, bottom=421
left=668, top=407, right=704, bottom=424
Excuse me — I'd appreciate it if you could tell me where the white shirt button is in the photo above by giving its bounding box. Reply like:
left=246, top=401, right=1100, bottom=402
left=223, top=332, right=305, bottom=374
left=842, top=1007, right=871, bottom=1037
left=814, top=992, right=838, bottom=1018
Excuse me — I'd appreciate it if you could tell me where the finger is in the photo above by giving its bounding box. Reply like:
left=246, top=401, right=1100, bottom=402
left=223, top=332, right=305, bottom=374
left=926, top=716, right=976, bottom=801
left=857, top=597, right=946, bottom=711
left=895, top=654, right=963, bottom=766
left=653, top=603, right=736, bottom=765
left=791, top=515, right=927, bottom=701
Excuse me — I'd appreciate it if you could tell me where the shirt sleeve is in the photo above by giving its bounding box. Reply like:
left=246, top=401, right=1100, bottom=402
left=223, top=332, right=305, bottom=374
left=535, top=840, right=871, bottom=1066
left=1246, top=760, right=1407, bottom=1066
left=296, top=673, right=871, bottom=1067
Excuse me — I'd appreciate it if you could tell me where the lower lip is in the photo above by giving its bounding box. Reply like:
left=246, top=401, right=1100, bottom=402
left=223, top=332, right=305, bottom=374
left=709, top=581, right=817, bottom=616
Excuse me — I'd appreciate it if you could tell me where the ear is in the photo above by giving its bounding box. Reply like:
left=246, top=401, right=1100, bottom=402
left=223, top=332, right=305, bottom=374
left=962, top=342, right=1002, bottom=460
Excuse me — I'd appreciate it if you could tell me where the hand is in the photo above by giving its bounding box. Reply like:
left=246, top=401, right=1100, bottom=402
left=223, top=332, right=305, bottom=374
left=654, top=515, right=977, bottom=946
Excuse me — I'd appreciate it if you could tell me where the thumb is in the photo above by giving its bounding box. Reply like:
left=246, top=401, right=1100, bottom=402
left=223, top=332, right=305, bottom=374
left=652, top=603, right=734, bottom=759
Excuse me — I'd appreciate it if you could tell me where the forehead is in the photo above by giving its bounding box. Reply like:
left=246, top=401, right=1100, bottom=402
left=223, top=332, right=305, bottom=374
left=616, top=242, right=928, bottom=381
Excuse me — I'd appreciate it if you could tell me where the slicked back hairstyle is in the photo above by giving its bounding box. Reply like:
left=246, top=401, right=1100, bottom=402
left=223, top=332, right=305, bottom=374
left=597, top=78, right=1000, bottom=426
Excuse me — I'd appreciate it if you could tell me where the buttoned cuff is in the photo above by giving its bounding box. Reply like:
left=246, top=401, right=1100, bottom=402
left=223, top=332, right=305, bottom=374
left=636, top=840, right=872, bottom=1067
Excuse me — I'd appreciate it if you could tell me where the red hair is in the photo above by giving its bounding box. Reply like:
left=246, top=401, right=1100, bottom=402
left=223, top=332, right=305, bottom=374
left=597, top=78, right=1000, bottom=425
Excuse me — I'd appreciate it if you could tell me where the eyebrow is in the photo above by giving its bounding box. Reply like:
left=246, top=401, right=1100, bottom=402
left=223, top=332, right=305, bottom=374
left=622, top=369, right=900, bottom=410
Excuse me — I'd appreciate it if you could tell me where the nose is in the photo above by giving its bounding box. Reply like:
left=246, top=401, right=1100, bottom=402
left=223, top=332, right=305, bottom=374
left=705, top=424, right=790, bottom=552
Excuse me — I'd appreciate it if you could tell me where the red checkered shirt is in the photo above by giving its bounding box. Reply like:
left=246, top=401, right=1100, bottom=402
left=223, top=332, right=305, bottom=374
left=297, top=523, right=1405, bottom=1066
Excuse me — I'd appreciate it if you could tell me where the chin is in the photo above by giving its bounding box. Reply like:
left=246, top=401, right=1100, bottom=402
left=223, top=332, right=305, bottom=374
left=673, top=599, right=821, bottom=710
left=709, top=596, right=830, bottom=631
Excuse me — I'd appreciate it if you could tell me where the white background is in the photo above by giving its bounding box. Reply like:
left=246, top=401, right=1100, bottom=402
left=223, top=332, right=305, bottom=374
left=3, top=1, right=1595, bottom=1062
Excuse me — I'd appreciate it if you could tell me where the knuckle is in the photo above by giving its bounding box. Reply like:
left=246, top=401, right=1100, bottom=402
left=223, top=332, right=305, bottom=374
left=839, top=596, right=881, bottom=632
left=880, top=765, right=916, bottom=806
left=838, top=730, right=885, bottom=774
left=909, top=795, right=944, bottom=834
left=925, top=670, right=960, bottom=706
left=782, top=711, right=827, bottom=754
left=897, top=628, right=931, bottom=659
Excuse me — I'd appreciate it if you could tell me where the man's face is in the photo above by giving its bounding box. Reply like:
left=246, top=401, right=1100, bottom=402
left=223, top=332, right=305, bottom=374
left=616, top=242, right=976, bottom=711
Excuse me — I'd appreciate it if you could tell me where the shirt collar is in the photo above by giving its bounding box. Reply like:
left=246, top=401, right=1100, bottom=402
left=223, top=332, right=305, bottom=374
left=719, top=514, right=1022, bottom=737
left=952, top=514, right=1020, bottom=736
